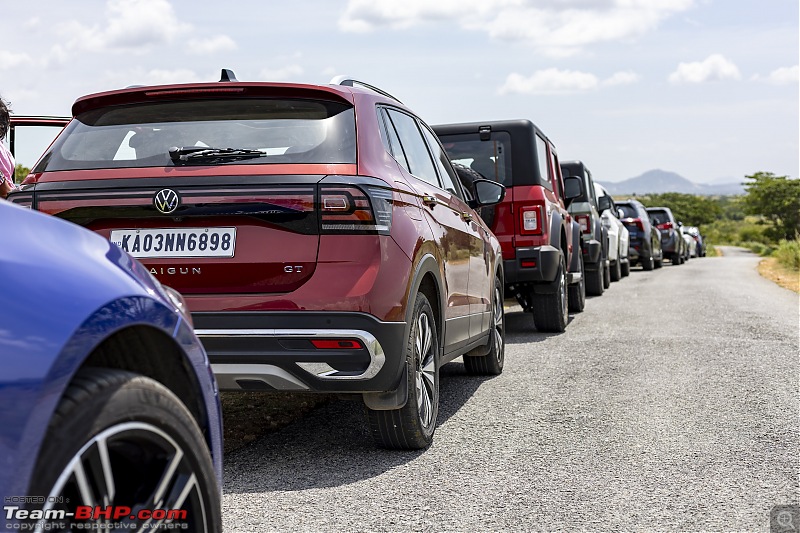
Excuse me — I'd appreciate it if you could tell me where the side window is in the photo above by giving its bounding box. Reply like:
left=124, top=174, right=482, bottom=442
left=420, top=123, right=461, bottom=198
left=378, top=107, right=410, bottom=172
left=534, top=135, right=552, bottom=191
left=549, top=149, right=564, bottom=199
left=386, top=109, right=440, bottom=187
left=586, top=169, right=597, bottom=206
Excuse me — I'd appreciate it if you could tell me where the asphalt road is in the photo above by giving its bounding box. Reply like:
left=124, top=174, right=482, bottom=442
left=222, top=247, right=799, bottom=532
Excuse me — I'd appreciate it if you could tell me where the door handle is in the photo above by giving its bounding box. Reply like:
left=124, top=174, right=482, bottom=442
left=461, top=212, right=473, bottom=222
left=421, top=195, right=438, bottom=208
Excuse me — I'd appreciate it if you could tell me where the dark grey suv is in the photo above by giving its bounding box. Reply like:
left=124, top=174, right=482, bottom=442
left=617, top=199, right=663, bottom=270
left=561, top=161, right=609, bottom=296
left=647, top=207, right=686, bottom=265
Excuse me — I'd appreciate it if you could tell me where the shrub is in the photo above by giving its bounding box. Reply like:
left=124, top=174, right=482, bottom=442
left=773, top=239, right=800, bottom=271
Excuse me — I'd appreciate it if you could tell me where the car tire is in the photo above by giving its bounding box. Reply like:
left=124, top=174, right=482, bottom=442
left=568, top=252, right=586, bottom=313
left=654, top=256, right=663, bottom=268
left=621, top=259, right=631, bottom=277
left=673, top=252, right=681, bottom=265
left=602, top=261, right=611, bottom=288
left=610, top=259, right=621, bottom=282
left=464, top=275, right=505, bottom=375
left=367, top=292, right=439, bottom=450
left=28, top=368, right=221, bottom=533
left=585, top=263, right=604, bottom=296
left=532, top=252, right=568, bottom=332
left=642, top=250, right=655, bottom=271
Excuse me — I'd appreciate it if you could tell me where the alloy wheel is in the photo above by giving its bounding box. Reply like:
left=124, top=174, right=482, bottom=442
left=493, top=286, right=504, bottom=363
left=415, top=313, right=436, bottom=429
left=38, top=422, right=210, bottom=533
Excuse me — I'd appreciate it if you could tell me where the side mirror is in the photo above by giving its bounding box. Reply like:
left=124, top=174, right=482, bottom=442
left=597, top=194, right=611, bottom=213
left=617, top=208, right=624, bottom=219
left=470, top=178, right=506, bottom=207
left=563, top=176, right=583, bottom=208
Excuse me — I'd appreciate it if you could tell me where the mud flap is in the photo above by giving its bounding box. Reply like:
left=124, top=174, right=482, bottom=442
left=362, top=361, right=409, bottom=410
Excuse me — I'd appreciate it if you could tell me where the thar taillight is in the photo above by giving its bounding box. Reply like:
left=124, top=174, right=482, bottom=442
left=575, top=214, right=591, bottom=234
left=520, top=205, right=544, bottom=235
left=319, top=184, right=393, bottom=235
left=657, top=222, right=674, bottom=230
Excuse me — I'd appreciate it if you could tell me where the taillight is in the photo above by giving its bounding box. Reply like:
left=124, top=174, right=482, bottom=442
left=576, top=214, right=591, bottom=234
left=624, top=217, right=645, bottom=232
left=520, top=205, right=544, bottom=235
left=319, top=185, right=392, bottom=235
left=657, top=222, right=674, bottom=230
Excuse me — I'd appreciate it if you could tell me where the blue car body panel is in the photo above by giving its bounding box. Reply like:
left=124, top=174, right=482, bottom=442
left=0, top=201, right=222, bottom=521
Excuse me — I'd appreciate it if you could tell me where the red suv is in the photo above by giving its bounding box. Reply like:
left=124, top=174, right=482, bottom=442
left=434, top=120, right=584, bottom=333
left=10, top=72, right=506, bottom=450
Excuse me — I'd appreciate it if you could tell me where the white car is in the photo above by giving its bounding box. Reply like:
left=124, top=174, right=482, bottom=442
left=595, top=183, right=630, bottom=280
left=682, top=227, right=697, bottom=258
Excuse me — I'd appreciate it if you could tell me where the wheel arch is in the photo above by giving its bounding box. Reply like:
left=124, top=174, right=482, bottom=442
left=363, top=253, right=443, bottom=411
left=79, top=325, right=210, bottom=443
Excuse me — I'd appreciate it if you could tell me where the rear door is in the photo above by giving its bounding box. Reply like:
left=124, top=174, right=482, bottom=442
left=419, top=122, right=491, bottom=339
left=382, top=107, right=474, bottom=348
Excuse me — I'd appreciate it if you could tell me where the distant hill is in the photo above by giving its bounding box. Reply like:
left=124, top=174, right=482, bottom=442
left=597, top=169, right=745, bottom=196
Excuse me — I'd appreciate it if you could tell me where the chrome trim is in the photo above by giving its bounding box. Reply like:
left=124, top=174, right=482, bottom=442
left=196, top=329, right=387, bottom=381
left=211, top=364, right=310, bottom=390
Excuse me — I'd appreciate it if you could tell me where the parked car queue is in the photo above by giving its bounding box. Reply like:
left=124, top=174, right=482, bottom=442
left=3, top=71, right=705, bottom=530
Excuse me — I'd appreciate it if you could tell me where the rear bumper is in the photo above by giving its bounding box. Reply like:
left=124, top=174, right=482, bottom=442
left=193, top=311, right=406, bottom=393
left=581, top=238, right=602, bottom=267
left=503, top=245, right=560, bottom=284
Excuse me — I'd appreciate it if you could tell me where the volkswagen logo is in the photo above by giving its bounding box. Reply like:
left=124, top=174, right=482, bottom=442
left=154, top=189, right=180, bottom=214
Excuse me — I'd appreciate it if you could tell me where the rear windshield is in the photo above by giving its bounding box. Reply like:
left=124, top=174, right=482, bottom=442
left=648, top=210, right=670, bottom=225
left=617, top=204, right=638, bottom=218
left=35, top=98, right=356, bottom=171
left=438, top=132, right=512, bottom=186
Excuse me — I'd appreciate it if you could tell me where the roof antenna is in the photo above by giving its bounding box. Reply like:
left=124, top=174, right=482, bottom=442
left=220, top=69, right=238, bottom=82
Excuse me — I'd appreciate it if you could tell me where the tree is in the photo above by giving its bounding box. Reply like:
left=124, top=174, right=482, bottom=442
left=741, top=172, right=800, bottom=241
left=637, top=192, right=723, bottom=226
left=14, top=163, right=30, bottom=184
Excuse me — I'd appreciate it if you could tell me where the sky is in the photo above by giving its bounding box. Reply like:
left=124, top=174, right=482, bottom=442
left=1, top=0, right=797, bottom=184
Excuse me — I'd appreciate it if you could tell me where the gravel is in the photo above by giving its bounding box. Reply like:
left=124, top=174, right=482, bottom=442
left=222, top=247, right=799, bottom=532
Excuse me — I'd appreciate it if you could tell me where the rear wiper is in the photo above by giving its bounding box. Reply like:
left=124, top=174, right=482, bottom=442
left=169, top=146, right=267, bottom=165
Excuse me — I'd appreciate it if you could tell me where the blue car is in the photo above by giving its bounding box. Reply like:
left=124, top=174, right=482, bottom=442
left=0, top=201, right=222, bottom=531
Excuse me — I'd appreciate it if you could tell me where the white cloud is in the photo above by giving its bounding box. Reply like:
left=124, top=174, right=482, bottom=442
left=499, top=68, right=640, bottom=94
left=499, top=69, right=598, bottom=94
left=669, top=54, right=741, bottom=84
left=56, top=0, right=193, bottom=54
left=187, top=35, right=238, bottom=54
left=0, top=50, right=32, bottom=69
left=339, top=0, right=695, bottom=56
left=259, top=65, right=304, bottom=81
left=764, top=65, right=799, bottom=85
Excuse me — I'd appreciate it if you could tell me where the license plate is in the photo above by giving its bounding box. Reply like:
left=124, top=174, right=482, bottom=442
left=110, top=228, right=236, bottom=258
